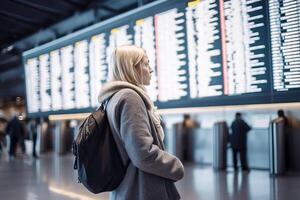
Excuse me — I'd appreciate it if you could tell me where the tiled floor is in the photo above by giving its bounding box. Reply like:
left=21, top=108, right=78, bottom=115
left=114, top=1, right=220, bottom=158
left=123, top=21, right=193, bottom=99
left=1, top=153, right=300, bottom=200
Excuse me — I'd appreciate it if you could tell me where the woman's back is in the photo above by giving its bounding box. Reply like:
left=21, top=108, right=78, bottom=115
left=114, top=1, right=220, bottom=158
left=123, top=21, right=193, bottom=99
left=102, top=87, right=183, bottom=200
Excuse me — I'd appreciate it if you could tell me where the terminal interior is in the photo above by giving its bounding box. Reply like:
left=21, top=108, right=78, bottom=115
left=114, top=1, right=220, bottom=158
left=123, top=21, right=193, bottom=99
left=1, top=0, right=300, bottom=200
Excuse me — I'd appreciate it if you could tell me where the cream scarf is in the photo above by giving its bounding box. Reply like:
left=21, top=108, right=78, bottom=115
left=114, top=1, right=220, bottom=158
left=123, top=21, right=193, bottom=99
left=98, top=81, right=164, bottom=141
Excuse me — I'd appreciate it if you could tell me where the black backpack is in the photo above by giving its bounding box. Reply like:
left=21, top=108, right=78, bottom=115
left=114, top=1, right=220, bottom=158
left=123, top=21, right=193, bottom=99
left=72, top=97, right=128, bottom=194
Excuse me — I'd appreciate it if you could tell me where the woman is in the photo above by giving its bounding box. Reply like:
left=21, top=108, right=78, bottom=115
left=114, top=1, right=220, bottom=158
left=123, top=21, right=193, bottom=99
left=98, top=45, right=184, bottom=200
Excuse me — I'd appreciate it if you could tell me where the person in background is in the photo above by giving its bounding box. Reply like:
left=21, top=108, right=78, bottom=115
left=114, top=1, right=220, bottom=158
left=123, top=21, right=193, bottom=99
left=19, top=119, right=26, bottom=155
left=6, top=112, right=24, bottom=160
left=230, top=112, right=251, bottom=171
left=182, top=114, right=199, bottom=162
left=0, top=113, right=7, bottom=154
left=276, top=109, right=290, bottom=169
left=98, top=45, right=184, bottom=200
left=28, top=118, right=39, bottom=158
left=183, top=114, right=198, bottom=129
left=277, top=109, right=289, bottom=128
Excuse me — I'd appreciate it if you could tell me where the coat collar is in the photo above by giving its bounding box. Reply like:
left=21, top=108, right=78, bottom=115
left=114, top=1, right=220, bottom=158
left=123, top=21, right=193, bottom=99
left=98, top=81, right=153, bottom=110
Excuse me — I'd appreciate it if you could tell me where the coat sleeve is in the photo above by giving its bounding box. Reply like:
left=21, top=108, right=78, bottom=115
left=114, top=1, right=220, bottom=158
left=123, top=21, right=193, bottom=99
left=5, top=121, right=11, bottom=135
left=244, top=121, right=251, bottom=132
left=116, top=90, right=184, bottom=181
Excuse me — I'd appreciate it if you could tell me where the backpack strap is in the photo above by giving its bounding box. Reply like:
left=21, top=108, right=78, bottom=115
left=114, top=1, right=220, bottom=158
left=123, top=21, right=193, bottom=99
left=99, top=91, right=131, bottom=169
left=97, top=92, right=118, bottom=111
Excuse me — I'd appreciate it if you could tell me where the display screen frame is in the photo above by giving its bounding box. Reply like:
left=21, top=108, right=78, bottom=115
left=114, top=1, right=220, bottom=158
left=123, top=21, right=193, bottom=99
left=23, top=0, right=300, bottom=117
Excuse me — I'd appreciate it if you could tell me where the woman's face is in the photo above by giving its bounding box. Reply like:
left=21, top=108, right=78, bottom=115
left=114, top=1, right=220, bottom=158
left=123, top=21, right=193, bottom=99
left=139, top=54, right=153, bottom=85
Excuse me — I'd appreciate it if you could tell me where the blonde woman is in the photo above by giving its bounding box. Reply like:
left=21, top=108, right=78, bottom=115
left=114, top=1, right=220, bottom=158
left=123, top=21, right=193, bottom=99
left=98, top=45, right=184, bottom=200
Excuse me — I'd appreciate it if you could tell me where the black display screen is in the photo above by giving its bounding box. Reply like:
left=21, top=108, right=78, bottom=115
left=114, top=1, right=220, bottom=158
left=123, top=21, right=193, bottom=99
left=23, top=0, right=300, bottom=117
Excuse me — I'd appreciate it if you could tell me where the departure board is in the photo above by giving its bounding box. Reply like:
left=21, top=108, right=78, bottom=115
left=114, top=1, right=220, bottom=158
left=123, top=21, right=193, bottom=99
left=269, top=0, right=300, bottom=91
left=39, top=53, right=51, bottom=112
left=89, top=33, right=108, bottom=108
left=154, top=8, right=188, bottom=102
left=60, top=45, right=76, bottom=110
left=23, top=0, right=300, bottom=117
left=186, top=0, right=223, bottom=98
left=50, top=50, right=62, bottom=111
left=25, top=58, right=40, bottom=113
left=223, top=0, right=269, bottom=95
left=74, top=40, right=90, bottom=109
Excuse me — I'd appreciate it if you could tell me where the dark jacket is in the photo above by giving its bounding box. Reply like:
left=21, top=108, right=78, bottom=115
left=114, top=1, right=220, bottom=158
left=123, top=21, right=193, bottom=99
left=230, top=119, right=251, bottom=150
left=6, top=116, right=24, bottom=138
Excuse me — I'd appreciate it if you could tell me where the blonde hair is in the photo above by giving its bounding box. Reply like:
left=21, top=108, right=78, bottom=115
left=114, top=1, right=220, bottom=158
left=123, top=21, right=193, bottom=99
left=109, top=45, right=145, bottom=87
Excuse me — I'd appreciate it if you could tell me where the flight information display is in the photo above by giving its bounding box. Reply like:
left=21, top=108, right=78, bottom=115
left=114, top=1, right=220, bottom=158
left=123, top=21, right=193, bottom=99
left=186, top=0, right=223, bottom=98
left=89, top=33, right=108, bottom=107
left=269, top=0, right=300, bottom=91
left=39, top=53, right=51, bottom=111
left=74, top=40, right=90, bottom=109
left=23, top=0, right=300, bottom=116
left=154, top=8, right=188, bottom=102
left=25, top=58, right=40, bottom=113
left=60, top=45, right=75, bottom=110
left=223, top=0, right=269, bottom=95
left=50, top=50, right=62, bottom=111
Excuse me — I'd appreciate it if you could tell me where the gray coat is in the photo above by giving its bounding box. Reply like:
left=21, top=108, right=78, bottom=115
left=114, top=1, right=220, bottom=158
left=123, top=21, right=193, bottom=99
left=105, top=88, right=184, bottom=200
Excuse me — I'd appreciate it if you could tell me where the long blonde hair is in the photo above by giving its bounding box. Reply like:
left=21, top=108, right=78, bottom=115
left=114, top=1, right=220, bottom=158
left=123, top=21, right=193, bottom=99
left=109, top=45, right=145, bottom=87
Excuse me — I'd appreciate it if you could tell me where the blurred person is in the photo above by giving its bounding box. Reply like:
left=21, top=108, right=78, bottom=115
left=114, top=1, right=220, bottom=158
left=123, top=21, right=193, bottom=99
left=98, top=45, right=184, bottom=200
left=28, top=118, right=39, bottom=158
left=183, top=114, right=198, bottom=129
left=275, top=109, right=290, bottom=169
left=277, top=109, right=289, bottom=128
left=0, top=113, right=7, bottom=154
left=19, top=119, right=27, bottom=155
left=182, top=114, right=199, bottom=161
left=5, top=112, right=24, bottom=159
left=230, top=112, right=251, bottom=171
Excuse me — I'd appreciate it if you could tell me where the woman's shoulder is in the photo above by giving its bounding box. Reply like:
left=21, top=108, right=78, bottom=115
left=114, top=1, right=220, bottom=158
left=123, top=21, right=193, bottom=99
left=117, top=88, right=139, bottom=97
left=111, top=88, right=145, bottom=107
left=107, top=88, right=148, bottom=122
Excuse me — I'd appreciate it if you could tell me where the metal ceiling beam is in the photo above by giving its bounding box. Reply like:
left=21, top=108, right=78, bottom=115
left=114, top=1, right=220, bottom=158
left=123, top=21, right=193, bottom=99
left=0, top=36, right=18, bottom=50
left=70, top=0, right=87, bottom=7
left=0, top=47, right=21, bottom=70
left=13, top=8, right=102, bottom=51
left=59, top=0, right=84, bottom=9
left=99, top=5, right=118, bottom=14
left=0, top=27, right=17, bottom=35
left=12, top=1, right=151, bottom=52
left=118, top=2, right=139, bottom=13
left=138, top=0, right=145, bottom=7
left=0, top=22, right=34, bottom=36
left=0, top=67, right=23, bottom=84
left=0, top=28, right=34, bottom=51
left=0, top=11, right=41, bottom=29
left=12, top=0, right=65, bottom=16
left=0, top=55, right=20, bottom=66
